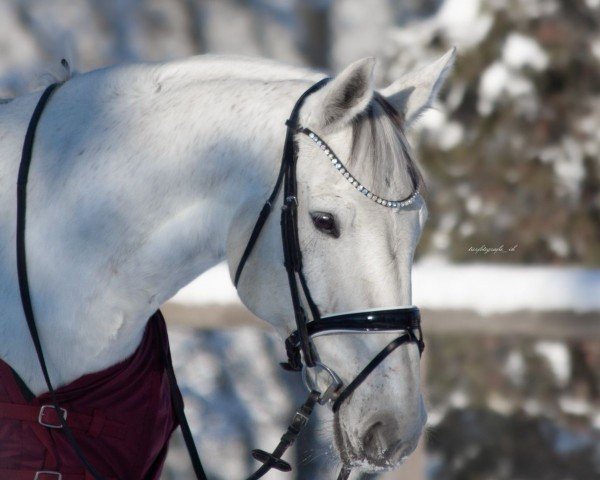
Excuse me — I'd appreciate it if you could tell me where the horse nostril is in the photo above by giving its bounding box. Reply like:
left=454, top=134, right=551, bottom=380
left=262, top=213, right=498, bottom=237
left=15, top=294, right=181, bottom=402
left=357, top=413, right=425, bottom=466
left=361, top=421, right=386, bottom=457
left=360, top=417, right=406, bottom=463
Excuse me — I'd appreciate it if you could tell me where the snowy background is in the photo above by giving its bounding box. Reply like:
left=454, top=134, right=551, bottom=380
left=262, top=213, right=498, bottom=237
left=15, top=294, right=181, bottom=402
left=1, top=0, right=599, bottom=479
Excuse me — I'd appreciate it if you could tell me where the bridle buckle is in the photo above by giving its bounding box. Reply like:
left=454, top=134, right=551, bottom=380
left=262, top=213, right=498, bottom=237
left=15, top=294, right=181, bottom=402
left=291, top=410, right=310, bottom=429
left=283, top=195, right=298, bottom=208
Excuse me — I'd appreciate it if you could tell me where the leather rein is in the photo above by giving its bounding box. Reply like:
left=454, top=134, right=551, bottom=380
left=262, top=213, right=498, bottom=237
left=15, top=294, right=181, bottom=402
left=16, top=79, right=424, bottom=480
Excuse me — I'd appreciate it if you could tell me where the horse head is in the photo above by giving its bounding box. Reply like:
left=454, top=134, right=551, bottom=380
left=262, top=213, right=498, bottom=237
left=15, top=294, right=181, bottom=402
left=230, top=49, right=455, bottom=473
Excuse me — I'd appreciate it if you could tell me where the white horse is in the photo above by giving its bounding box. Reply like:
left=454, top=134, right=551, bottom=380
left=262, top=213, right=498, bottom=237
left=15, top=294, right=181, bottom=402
left=0, top=50, right=454, bottom=474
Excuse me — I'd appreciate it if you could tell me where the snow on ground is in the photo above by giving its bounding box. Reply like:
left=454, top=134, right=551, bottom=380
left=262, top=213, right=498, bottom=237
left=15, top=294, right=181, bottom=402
left=411, top=263, right=600, bottom=314
left=534, top=341, right=571, bottom=386
left=171, top=262, right=600, bottom=314
left=173, top=263, right=239, bottom=305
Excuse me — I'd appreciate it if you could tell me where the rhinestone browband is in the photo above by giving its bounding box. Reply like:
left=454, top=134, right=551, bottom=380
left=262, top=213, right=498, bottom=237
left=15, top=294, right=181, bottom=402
left=300, top=127, right=419, bottom=209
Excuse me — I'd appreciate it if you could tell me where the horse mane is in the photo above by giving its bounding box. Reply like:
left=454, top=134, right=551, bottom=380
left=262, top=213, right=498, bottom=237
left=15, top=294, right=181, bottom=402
left=152, top=55, right=322, bottom=92
left=349, top=92, right=423, bottom=200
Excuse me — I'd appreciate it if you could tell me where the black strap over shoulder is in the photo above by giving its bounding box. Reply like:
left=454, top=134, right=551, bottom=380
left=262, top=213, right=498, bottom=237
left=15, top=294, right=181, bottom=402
left=16, top=82, right=209, bottom=480
left=16, top=83, right=108, bottom=480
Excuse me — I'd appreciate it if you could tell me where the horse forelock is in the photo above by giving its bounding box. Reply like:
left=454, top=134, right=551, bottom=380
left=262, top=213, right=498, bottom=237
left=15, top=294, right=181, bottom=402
left=348, top=93, right=423, bottom=200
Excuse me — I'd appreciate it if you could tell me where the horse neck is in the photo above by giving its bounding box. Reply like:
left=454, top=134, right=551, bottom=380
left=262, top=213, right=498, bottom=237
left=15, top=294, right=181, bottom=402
left=2, top=61, right=317, bottom=394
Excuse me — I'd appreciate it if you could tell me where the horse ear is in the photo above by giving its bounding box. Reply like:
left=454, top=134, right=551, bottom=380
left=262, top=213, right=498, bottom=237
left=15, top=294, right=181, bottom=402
left=304, top=57, right=375, bottom=132
left=381, top=48, right=456, bottom=127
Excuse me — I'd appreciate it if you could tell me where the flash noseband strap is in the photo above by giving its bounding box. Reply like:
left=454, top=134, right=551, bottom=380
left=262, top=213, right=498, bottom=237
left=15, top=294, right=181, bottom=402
left=331, top=333, right=418, bottom=412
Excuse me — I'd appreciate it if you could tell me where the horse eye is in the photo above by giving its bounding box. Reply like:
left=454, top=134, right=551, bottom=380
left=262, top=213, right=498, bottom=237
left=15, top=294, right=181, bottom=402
left=310, top=211, right=339, bottom=238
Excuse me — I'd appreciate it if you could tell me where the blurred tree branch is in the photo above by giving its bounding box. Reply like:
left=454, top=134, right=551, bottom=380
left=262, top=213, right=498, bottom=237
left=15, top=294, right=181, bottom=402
left=182, top=0, right=206, bottom=54
left=295, top=0, right=331, bottom=69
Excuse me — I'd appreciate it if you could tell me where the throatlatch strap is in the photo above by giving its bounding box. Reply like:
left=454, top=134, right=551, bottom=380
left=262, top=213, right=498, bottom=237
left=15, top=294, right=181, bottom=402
left=16, top=83, right=107, bottom=480
left=233, top=77, right=330, bottom=288
left=233, top=172, right=283, bottom=286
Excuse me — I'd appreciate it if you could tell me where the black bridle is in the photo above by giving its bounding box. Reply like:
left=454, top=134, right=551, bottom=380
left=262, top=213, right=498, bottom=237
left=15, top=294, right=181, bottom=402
left=17, top=79, right=424, bottom=480
left=234, top=78, right=425, bottom=479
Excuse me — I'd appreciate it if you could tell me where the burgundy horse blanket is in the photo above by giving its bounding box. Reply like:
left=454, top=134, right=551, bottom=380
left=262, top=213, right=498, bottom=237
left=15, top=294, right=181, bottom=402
left=0, top=311, right=179, bottom=480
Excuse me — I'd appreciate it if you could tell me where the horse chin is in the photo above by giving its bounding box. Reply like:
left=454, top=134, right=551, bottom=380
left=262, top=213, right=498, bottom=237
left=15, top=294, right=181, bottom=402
left=340, top=447, right=415, bottom=474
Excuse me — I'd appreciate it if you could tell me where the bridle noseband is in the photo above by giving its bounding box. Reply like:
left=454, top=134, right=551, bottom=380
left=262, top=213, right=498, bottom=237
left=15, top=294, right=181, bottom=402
left=234, top=78, right=425, bottom=479
left=292, top=307, right=424, bottom=412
